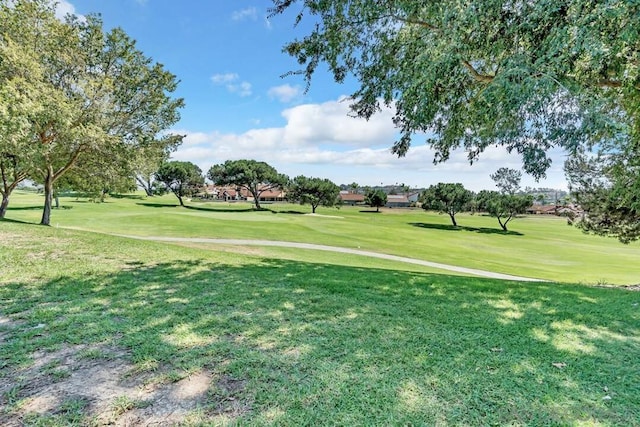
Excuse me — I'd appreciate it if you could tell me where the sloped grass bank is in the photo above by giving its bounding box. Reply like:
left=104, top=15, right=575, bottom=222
left=2, top=222, right=639, bottom=425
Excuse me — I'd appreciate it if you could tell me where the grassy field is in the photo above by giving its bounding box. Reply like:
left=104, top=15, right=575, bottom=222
left=1, top=221, right=639, bottom=425
left=5, top=190, right=640, bottom=284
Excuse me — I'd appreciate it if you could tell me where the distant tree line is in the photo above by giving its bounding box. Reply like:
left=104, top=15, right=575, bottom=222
left=151, top=159, right=539, bottom=232
left=153, top=159, right=341, bottom=213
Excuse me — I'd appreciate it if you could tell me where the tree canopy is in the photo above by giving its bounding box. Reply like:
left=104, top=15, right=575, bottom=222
left=479, top=168, right=533, bottom=231
left=207, top=160, right=289, bottom=210
left=155, top=161, right=204, bottom=206
left=478, top=191, right=533, bottom=232
left=565, top=144, right=640, bottom=243
left=133, top=135, right=184, bottom=197
left=287, top=175, right=340, bottom=213
left=365, top=188, right=387, bottom=212
left=420, top=183, right=472, bottom=226
left=271, top=0, right=638, bottom=177
left=271, top=0, right=640, bottom=241
left=0, top=0, right=183, bottom=224
left=491, top=168, right=522, bottom=195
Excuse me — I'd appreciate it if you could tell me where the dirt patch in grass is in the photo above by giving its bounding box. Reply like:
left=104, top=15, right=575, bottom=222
left=0, top=315, right=21, bottom=344
left=0, top=343, right=251, bottom=426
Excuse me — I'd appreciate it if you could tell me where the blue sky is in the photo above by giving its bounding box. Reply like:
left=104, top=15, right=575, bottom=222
left=63, top=0, right=568, bottom=191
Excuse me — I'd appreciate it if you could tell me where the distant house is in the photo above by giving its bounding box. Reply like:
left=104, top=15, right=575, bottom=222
left=526, top=204, right=584, bottom=217
left=250, top=187, right=286, bottom=203
left=386, top=194, right=410, bottom=208
left=526, top=205, right=558, bottom=215
left=203, top=185, right=246, bottom=201
left=407, top=191, right=421, bottom=204
left=339, top=192, right=365, bottom=206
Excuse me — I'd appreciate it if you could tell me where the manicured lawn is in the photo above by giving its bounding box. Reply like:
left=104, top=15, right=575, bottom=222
left=1, top=222, right=639, bottom=425
left=6, top=191, right=640, bottom=284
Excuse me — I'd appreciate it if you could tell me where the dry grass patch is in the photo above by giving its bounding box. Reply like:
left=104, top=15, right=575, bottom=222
left=0, top=343, right=251, bottom=426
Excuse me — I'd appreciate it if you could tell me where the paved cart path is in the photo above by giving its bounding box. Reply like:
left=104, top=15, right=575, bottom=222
left=118, top=235, right=544, bottom=282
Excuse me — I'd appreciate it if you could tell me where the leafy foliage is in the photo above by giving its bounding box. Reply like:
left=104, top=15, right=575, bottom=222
left=478, top=191, right=533, bottom=232
left=287, top=175, right=341, bottom=213
left=0, top=0, right=183, bottom=224
left=271, top=0, right=639, bottom=179
left=491, top=168, right=522, bottom=195
left=56, top=154, right=137, bottom=203
left=133, top=135, right=184, bottom=197
left=420, top=183, right=472, bottom=226
left=155, top=161, right=204, bottom=206
left=566, top=143, right=640, bottom=243
left=479, top=168, right=532, bottom=231
left=365, top=189, right=387, bottom=212
left=207, top=160, right=288, bottom=210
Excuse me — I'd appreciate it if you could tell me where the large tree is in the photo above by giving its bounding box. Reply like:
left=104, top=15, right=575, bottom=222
left=365, top=188, right=387, bottom=212
left=479, top=168, right=533, bottom=231
left=0, top=11, right=41, bottom=218
left=565, top=143, right=640, bottom=243
left=207, top=160, right=289, bottom=210
left=478, top=191, right=533, bottom=232
left=270, top=0, right=640, bottom=237
left=287, top=175, right=340, bottom=213
left=0, top=0, right=183, bottom=225
left=420, top=183, right=472, bottom=226
left=155, top=161, right=204, bottom=207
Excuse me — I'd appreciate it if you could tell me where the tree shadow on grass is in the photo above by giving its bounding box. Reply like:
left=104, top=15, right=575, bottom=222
left=359, top=210, right=382, bottom=213
left=135, top=202, right=263, bottom=213
left=185, top=205, right=257, bottom=213
left=0, top=217, right=33, bottom=224
left=110, top=194, right=146, bottom=200
left=5, top=205, right=42, bottom=211
left=268, top=209, right=306, bottom=215
left=410, top=222, right=524, bottom=236
left=1, top=246, right=637, bottom=425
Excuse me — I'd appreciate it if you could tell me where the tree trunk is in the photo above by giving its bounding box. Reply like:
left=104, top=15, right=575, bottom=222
left=41, top=167, right=54, bottom=226
left=136, top=176, right=154, bottom=196
left=449, top=212, right=457, bottom=226
left=376, top=206, right=380, bottom=212
left=498, top=217, right=508, bottom=231
left=176, top=194, right=184, bottom=206
left=251, top=188, right=261, bottom=210
left=0, top=166, right=26, bottom=218
left=0, top=194, right=9, bottom=218
left=312, top=204, right=317, bottom=213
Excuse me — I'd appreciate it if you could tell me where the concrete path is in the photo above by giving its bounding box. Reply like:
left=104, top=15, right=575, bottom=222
left=120, top=235, right=544, bottom=282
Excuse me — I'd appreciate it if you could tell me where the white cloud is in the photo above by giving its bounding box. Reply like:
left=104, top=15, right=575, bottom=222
left=170, top=96, right=569, bottom=190
left=231, top=7, right=257, bottom=21
left=211, top=73, right=252, bottom=97
left=280, top=97, right=396, bottom=147
left=268, top=84, right=302, bottom=103
left=211, top=73, right=239, bottom=84
left=228, top=81, right=253, bottom=97
left=51, top=0, right=85, bottom=21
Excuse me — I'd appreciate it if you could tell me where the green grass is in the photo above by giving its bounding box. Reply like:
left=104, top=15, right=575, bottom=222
left=5, top=190, right=640, bottom=284
left=2, top=221, right=639, bottom=425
